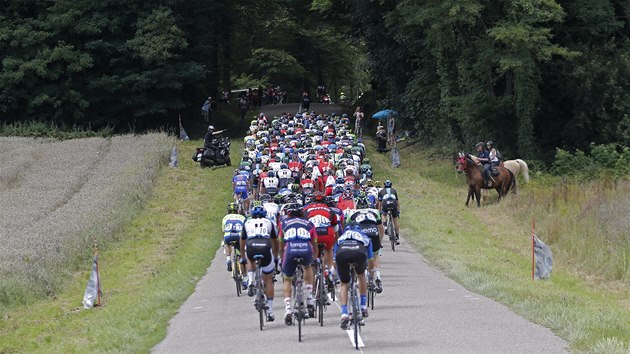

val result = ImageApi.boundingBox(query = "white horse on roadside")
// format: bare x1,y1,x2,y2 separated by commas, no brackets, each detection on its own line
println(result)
468,156,530,183
503,159,530,183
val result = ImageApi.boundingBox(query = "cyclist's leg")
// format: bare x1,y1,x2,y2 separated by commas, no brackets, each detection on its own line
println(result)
392,208,400,237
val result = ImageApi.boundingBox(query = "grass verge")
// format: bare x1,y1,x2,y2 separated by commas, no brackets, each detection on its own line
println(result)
0,139,236,353
368,139,630,353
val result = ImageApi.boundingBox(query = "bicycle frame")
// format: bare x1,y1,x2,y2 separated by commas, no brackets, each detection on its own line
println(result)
292,260,306,342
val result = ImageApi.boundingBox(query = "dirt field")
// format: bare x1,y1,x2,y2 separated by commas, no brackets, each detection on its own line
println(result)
0,134,171,300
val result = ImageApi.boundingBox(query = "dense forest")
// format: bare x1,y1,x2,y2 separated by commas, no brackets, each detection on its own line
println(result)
1,0,629,160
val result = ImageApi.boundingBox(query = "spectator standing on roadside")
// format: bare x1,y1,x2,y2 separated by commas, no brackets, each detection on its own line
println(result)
376,125,387,152
201,96,212,123
353,106,364,138
302,91,310,113
239,96,248,122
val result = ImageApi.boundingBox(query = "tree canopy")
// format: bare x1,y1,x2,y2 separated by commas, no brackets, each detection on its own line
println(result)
1,0,629,159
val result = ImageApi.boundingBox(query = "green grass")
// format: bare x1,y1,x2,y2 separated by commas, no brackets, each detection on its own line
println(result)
0,139,236,353
369,139,630,353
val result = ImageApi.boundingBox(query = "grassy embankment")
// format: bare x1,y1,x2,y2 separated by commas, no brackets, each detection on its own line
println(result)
368,138,630,353
0,140,237,353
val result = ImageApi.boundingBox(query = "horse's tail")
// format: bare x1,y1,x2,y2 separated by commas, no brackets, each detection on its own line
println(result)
516,159,529,182
507,169,517,195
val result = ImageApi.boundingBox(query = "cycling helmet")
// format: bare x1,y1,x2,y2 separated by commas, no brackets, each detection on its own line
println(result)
304,194,315,205
363,158,370,164
227,202,238,213
342,188,354,200
285,203,303,217
207,125,215,132
251,205,266,218
251,200,262,208
375,180,383,188
313,191,325,202
260,194,272,203
280,163,288,169
291,184,301,193
366,180,374,187
267,171,275,178
273,194,285,204
384,180,392,188
355,194,370,209
335,176,344,184
255,157,262,163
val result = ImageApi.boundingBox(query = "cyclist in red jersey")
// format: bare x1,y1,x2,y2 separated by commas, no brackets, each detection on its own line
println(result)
303,192,339,280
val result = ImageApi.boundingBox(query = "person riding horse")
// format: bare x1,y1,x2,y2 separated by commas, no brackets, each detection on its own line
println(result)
475,142,493,185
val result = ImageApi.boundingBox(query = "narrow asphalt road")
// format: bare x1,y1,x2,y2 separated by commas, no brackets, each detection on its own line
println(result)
153,234,568,353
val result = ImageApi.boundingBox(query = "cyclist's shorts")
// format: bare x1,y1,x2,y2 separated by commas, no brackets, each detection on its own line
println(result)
282,241,313,278
365,232,381,253
335,244,367,284
246,238,275,274
265,187,278,196
224,234,240,250
316,231,335,251
381,200,399,218
234,189,249,200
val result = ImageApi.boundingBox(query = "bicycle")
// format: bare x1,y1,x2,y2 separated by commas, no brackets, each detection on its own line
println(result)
235,193,245,215
367,271,375,310
291,258,307,342
252,255,267,331
347,263,364,350
313,244,329,327
228,240,244,297
384,210,396,251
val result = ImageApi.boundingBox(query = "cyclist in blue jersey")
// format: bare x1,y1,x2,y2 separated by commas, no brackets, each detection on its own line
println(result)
232,169,251,213
334,222,373,329
279,203,317,325
222,202,246,273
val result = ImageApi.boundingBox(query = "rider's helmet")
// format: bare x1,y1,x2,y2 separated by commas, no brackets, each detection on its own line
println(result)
251,205,266,218
384,180,392,188
375,180,384,188
290,184,301,193
285,203,303,217
260,194,272,203
208,125,215,132
366,180,374,187
313,191,325,203
363,158,370,165
342,188,354,200
273,194,285,204
304,194,315,205
267,171,275,178
475,142,485,149
280,163,288,169
342,113,349,118
255,157,262,163
251,200,262,208
486,140,494,148
355,194,370,209
227,202,238,213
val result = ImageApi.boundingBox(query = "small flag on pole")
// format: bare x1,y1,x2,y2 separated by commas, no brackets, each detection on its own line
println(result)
169,146,178,168
179,115,189,141
82,243,102,309
532,219,553,280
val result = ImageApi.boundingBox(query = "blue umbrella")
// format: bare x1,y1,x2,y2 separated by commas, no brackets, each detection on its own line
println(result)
372,109,397,120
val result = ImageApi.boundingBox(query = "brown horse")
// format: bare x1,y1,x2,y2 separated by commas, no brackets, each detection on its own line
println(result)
456,153,516,207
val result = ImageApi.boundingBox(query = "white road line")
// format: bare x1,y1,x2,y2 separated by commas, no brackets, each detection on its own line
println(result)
332,288,366,351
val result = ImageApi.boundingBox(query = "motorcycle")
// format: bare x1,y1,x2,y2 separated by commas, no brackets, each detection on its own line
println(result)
192,134,231,167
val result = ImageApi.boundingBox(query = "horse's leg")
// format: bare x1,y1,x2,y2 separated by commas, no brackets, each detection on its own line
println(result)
466,186,473,206
475,186,481,207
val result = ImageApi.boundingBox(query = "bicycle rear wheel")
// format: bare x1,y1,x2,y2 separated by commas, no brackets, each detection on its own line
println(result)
352,287,359,349
388,217,396,252
317,270,325,326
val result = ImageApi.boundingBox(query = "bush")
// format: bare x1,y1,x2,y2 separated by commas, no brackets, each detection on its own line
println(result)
551,143,630,181
0,121,114,139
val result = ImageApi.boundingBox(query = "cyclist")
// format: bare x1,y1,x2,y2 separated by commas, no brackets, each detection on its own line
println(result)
240,205,278,322
345,194,384,293
261,170,279,196
377,179,400,245
232,169,250,213
334,222,373,329
279,204,318,325
303,192,339,283
222,202,247,274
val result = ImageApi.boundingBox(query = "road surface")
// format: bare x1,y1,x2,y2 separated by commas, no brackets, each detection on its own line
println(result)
153,236,568,353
